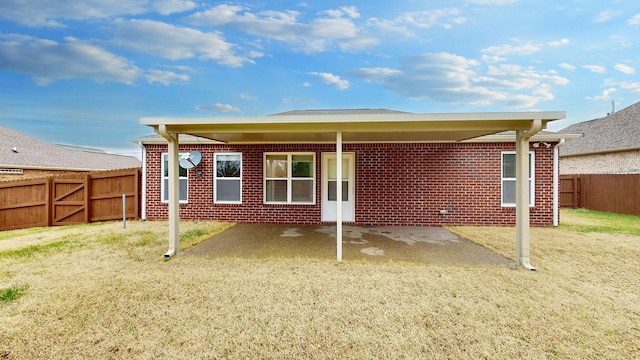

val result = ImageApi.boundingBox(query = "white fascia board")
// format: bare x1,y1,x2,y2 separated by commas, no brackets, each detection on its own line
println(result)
140,111,566,126
468,132,581,142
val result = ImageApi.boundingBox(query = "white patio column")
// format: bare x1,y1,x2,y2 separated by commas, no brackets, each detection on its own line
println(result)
158,125,180,258
515,119,541,270
336,131,343,261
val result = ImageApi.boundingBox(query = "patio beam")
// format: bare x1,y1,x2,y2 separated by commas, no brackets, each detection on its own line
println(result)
336,131,343,261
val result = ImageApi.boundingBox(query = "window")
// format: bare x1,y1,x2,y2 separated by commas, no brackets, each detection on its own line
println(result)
215,153,242,203
161,153,188,203
264,153,315,204
501,151,534,207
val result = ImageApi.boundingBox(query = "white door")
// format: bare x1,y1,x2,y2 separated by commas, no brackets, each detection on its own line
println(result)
322,152,355,222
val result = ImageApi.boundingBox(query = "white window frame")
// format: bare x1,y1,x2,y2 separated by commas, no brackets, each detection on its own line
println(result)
214,152,242,204
161,152,188,204
501,151,534,207
264,152,316,205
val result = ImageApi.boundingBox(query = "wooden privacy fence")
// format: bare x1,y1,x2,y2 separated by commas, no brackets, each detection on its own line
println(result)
0,168,140,231
559,174,640,216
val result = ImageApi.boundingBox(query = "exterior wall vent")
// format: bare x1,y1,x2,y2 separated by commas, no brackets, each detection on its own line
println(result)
0,168,24,174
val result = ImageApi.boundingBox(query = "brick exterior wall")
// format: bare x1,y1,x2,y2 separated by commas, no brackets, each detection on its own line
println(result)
144,142,555,226
560,149,640,175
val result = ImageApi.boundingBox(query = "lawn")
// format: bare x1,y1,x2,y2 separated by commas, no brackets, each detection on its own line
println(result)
1,210,638,359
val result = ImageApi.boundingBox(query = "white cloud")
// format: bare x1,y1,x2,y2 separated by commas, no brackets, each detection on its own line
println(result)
467,0,518,4
609,34,632,49
593,10,619,23
586,87,616,101
0,0,143,27
583,65,606,73
239,93,257,100
153,0,196,15
348,67,403,82
482,42,542,57
302,82,312,87
481,64,569,90
482,55,506,63
395,8,467,29
0,0,193,27
186,4,377,53
614,63,635,74
366,18,414,37
628,13,640,25
112,19,250,67
320,6,360,19
307,72,350,90
349,52,503,104
558,63,576,71
620,81,640,94
348,52,567,108
0,34,139,85
548,38,570,47
195,103,242,113
482,38,571,63
368,8,467,37
145,70,190,85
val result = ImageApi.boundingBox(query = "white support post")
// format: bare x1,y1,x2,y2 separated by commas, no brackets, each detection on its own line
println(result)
159,126,180,259
336,131,343,262
553,139,565,227
137,142,147,221
515,122,539,271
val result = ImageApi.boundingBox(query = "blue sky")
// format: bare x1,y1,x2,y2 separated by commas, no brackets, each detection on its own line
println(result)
1,0,639,158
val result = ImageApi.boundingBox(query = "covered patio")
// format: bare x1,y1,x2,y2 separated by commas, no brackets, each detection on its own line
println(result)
186,224,514,265
140,110,566,269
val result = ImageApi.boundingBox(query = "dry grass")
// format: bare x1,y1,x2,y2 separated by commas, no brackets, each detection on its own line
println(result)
1,210,639,359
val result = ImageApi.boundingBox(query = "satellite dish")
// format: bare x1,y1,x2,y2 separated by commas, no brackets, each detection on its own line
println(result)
179,151,203,178
179,151,202,169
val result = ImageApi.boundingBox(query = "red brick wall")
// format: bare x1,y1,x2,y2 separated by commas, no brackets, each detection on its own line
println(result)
144,142,555,226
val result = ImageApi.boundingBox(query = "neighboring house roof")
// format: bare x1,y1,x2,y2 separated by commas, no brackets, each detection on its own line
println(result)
559,101,640,156
0,126,141,171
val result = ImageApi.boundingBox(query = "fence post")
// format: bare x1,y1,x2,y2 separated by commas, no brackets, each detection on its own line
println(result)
84,174,91,224
46,176,53,227
572,176,579,209
122,193,126,229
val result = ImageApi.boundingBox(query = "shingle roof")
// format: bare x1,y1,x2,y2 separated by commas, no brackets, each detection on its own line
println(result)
0,126,141,171
559,101,640,156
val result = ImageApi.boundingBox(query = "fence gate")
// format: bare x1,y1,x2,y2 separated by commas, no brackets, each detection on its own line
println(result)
559,175,579,208
0,169,140,231
52,176,89,226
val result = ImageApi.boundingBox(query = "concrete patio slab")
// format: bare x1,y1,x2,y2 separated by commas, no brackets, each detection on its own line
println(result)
187,224,515,266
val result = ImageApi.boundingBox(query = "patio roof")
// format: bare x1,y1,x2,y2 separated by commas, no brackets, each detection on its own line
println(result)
140,109,567,270
140,111,566,144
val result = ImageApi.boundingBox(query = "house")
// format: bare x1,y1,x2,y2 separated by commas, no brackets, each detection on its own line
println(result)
137,109,571,269
559,101,640,174
0,126,141,180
